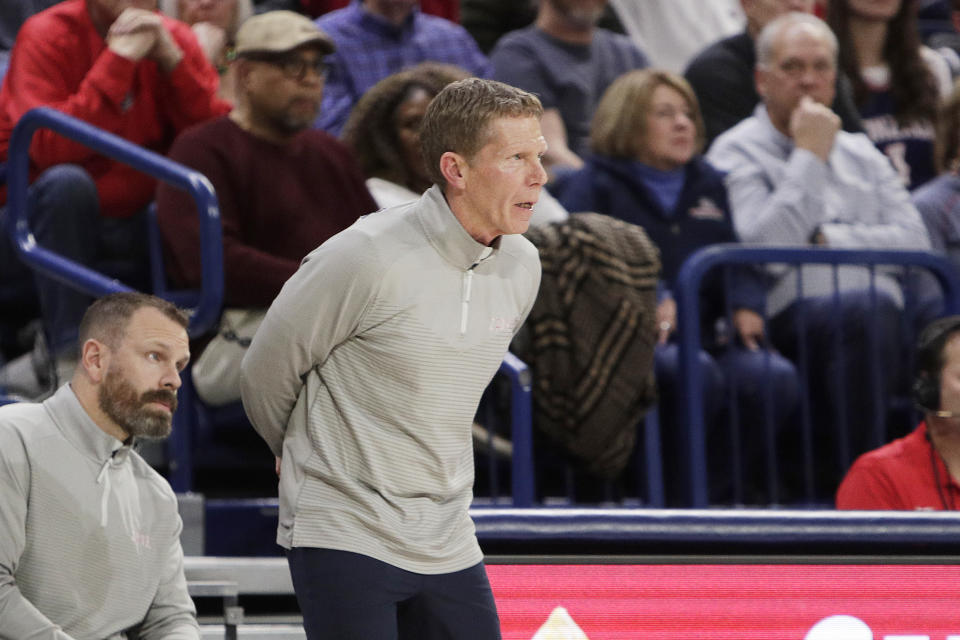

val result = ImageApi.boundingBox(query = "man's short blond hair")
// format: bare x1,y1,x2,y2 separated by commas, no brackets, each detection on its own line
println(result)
420,78,543,188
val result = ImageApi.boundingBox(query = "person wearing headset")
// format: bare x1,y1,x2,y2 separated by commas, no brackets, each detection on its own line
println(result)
836,315,960,510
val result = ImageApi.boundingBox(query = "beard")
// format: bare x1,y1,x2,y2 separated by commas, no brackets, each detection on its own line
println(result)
98,366,177,441
264,98,320,136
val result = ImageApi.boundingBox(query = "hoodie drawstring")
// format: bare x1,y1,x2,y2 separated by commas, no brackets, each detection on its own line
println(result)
96,458,111,528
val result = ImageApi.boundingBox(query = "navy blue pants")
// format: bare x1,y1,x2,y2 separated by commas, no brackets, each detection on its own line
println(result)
287,548,501,640
0,164,148,355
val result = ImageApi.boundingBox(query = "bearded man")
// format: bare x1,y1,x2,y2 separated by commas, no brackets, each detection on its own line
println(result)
156,10,377,407
0,292,199,639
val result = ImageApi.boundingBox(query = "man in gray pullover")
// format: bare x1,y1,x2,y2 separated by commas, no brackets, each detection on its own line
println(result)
0,292,198,638
240,78,544,638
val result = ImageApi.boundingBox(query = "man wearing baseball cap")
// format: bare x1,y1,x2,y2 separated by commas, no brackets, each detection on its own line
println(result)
156,10,377,407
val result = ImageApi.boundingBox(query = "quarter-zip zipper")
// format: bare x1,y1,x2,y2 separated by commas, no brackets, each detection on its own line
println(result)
460,247,493,335
461,267,475,335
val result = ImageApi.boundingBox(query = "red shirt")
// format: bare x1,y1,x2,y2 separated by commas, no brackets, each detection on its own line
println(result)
836,422,960,510
0,0,231,217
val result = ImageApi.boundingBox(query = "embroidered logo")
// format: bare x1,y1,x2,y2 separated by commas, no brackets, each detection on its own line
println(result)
131,531,152,549
489,316,520,334
688,197,725,221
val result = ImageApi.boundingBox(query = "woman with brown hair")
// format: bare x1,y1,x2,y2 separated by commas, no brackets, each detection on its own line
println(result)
554,68,800,504
828,0,951,190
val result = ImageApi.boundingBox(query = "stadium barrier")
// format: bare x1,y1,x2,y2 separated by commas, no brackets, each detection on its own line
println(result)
674,245,960,508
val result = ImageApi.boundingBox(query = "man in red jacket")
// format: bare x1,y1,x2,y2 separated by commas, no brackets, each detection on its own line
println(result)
0,0,229,393
837,316,960,510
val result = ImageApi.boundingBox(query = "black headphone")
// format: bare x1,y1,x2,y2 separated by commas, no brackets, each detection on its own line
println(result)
912,315,960,414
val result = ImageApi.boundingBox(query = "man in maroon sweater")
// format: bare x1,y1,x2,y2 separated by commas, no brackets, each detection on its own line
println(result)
156,11,377,406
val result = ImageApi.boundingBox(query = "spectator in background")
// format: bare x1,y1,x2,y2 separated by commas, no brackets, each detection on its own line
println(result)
342,63,470,207
314,0,490,135
0,0,229,395
490,0,648,178
460,0,624,54
829,0,951,190
554,69,799,504
707,13,932,498
914,78,960,271
343,61,568,224
157,11,376,407
240,78,543,638
837,316,960,510
608,0,745,74
158,0,254,101
0,292,198,638
685,0,863,147
298,0,458,21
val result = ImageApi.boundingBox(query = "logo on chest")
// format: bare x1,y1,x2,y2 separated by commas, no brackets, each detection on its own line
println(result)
489,315,520,334
688,197,725,221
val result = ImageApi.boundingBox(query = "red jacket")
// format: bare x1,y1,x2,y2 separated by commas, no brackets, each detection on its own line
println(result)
836,422,960,510
0,0,231,217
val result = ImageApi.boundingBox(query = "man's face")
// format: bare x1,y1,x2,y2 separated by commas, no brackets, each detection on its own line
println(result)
458,116,548,243
742,0,815,33
90,0,157,24
364,0,418,25
178,0,237,31
545,0,607,30
243,47,327,136
97,307,189,441
938,334,960,417
756,23,837,131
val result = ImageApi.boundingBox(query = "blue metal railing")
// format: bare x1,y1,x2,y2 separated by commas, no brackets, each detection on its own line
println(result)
6,107,223,489
675,245,960,508
6,106,223,337
499,352,534,507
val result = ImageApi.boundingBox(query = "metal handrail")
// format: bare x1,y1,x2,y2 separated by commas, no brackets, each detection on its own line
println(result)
499,352,535,507
6,106,223,337
675,245,960,508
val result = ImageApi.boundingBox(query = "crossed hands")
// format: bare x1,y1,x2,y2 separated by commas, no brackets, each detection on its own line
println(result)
107,8,184,72
657,297,766,351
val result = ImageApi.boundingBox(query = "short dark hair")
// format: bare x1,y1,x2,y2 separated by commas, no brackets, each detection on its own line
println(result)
916,315,960,379
77,292,189,354
420,78,543,188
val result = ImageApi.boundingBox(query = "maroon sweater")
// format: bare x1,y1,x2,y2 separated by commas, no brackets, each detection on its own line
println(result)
156,116,378,307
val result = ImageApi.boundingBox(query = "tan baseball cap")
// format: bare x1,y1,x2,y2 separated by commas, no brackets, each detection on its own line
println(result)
234,11,335,57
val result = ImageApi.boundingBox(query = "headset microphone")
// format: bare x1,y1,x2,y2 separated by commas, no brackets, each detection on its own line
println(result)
929,409,960,419
913,316,960,421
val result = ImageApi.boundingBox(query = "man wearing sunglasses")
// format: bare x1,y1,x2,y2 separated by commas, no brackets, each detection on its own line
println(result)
156,10,377,408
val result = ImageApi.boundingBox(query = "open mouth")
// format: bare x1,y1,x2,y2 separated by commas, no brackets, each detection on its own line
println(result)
515,202,536,210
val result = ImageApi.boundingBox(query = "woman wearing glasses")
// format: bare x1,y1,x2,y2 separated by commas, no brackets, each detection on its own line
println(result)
554,69,800,505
